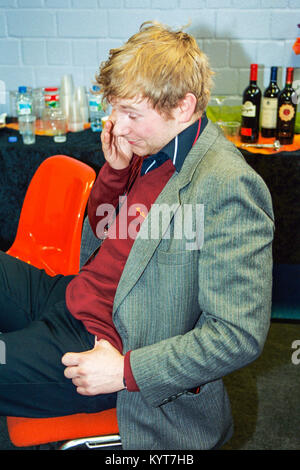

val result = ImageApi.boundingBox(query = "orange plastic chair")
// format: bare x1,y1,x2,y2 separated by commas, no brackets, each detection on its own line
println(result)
6,155,96,276
7,409,121,450
5,155,121,450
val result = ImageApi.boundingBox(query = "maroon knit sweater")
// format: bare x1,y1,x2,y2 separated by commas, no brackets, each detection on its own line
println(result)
66,156,175,391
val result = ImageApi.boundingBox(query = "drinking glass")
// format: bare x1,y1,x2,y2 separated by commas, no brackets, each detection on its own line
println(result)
18,115,36,144
218,121,240,143
52,111,67,143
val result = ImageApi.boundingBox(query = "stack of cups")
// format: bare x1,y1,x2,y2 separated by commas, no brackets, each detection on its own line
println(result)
68,100,84,132
75,85,89,124
60,74,74,125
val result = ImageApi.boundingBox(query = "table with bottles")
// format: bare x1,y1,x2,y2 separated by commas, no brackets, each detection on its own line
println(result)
207,77,300,319
10,81,108,140
1,74,110,250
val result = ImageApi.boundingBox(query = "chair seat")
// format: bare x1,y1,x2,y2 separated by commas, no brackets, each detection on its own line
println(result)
7,408,118,447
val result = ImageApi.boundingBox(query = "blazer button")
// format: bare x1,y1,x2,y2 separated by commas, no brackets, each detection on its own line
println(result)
161,397,171,405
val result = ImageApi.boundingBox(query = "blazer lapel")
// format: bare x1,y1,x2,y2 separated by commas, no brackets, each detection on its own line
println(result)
112,172,180,315
113,120,219,314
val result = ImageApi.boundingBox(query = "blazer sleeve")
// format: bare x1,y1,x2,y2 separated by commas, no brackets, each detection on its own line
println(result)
129,165,275,407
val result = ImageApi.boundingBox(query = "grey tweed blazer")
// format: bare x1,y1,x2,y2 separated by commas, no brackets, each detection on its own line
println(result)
80,120,274,450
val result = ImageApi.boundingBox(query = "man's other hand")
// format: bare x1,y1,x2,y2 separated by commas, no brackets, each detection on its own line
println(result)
62,339,125,396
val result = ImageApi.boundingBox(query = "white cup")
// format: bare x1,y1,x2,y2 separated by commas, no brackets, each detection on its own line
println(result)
80,105,89,123
60,93,72,120
74,86,89,123
68,99,84,132
75,86,88,105
60,74,74,96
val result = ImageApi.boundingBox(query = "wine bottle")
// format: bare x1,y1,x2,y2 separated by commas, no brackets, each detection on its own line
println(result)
240,64,261,143
261,66,280,138
276,67,297,145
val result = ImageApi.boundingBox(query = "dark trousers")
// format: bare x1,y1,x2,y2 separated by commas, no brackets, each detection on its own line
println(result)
0,251,117,418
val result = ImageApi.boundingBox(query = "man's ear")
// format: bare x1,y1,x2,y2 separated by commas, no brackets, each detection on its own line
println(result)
175,93,197,123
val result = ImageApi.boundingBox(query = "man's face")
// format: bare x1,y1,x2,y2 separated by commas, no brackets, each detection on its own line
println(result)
109,97,180,157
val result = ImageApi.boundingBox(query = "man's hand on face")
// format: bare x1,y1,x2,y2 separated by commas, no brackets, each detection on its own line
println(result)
62,339,125,396
101,115,133,170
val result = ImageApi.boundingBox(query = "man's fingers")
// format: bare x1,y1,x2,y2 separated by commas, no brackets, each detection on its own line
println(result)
103,120,113,140
63,365,79,379
61,352,80,367
105,119,113,131
101,128,111,147
100,119,112,142
76,387,94,396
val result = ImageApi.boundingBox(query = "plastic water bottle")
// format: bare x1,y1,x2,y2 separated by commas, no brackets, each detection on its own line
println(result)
17,86,33,116
89,86,105,132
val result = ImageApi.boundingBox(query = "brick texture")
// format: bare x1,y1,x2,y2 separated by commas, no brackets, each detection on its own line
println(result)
0,2,299,116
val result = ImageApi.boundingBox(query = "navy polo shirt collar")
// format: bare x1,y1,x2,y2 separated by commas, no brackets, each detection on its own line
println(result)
141,112,208,176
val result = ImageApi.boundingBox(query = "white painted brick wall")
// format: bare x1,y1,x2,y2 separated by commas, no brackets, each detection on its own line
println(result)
22,39,47,65
47,39,71,65
0,0,299,114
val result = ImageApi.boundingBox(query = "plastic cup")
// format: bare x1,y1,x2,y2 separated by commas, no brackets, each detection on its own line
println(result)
18,115,36,145
75,86,87,105
68,99,84,132
52,113,67,143
60,93,72,120
80,105,89,123
218,121,240,142
60,74,74,96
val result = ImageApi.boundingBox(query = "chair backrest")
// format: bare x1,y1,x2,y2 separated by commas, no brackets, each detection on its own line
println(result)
7,155,96,276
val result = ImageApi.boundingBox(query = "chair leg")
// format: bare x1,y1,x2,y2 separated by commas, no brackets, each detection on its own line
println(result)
59,434,122,450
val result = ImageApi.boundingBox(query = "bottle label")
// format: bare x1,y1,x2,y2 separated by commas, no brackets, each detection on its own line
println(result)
18,102,32,115
278,103,295,122
89,99,103,113
242,101,256,117
261,97,278,128
240,127,252,136
44,94,60,108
